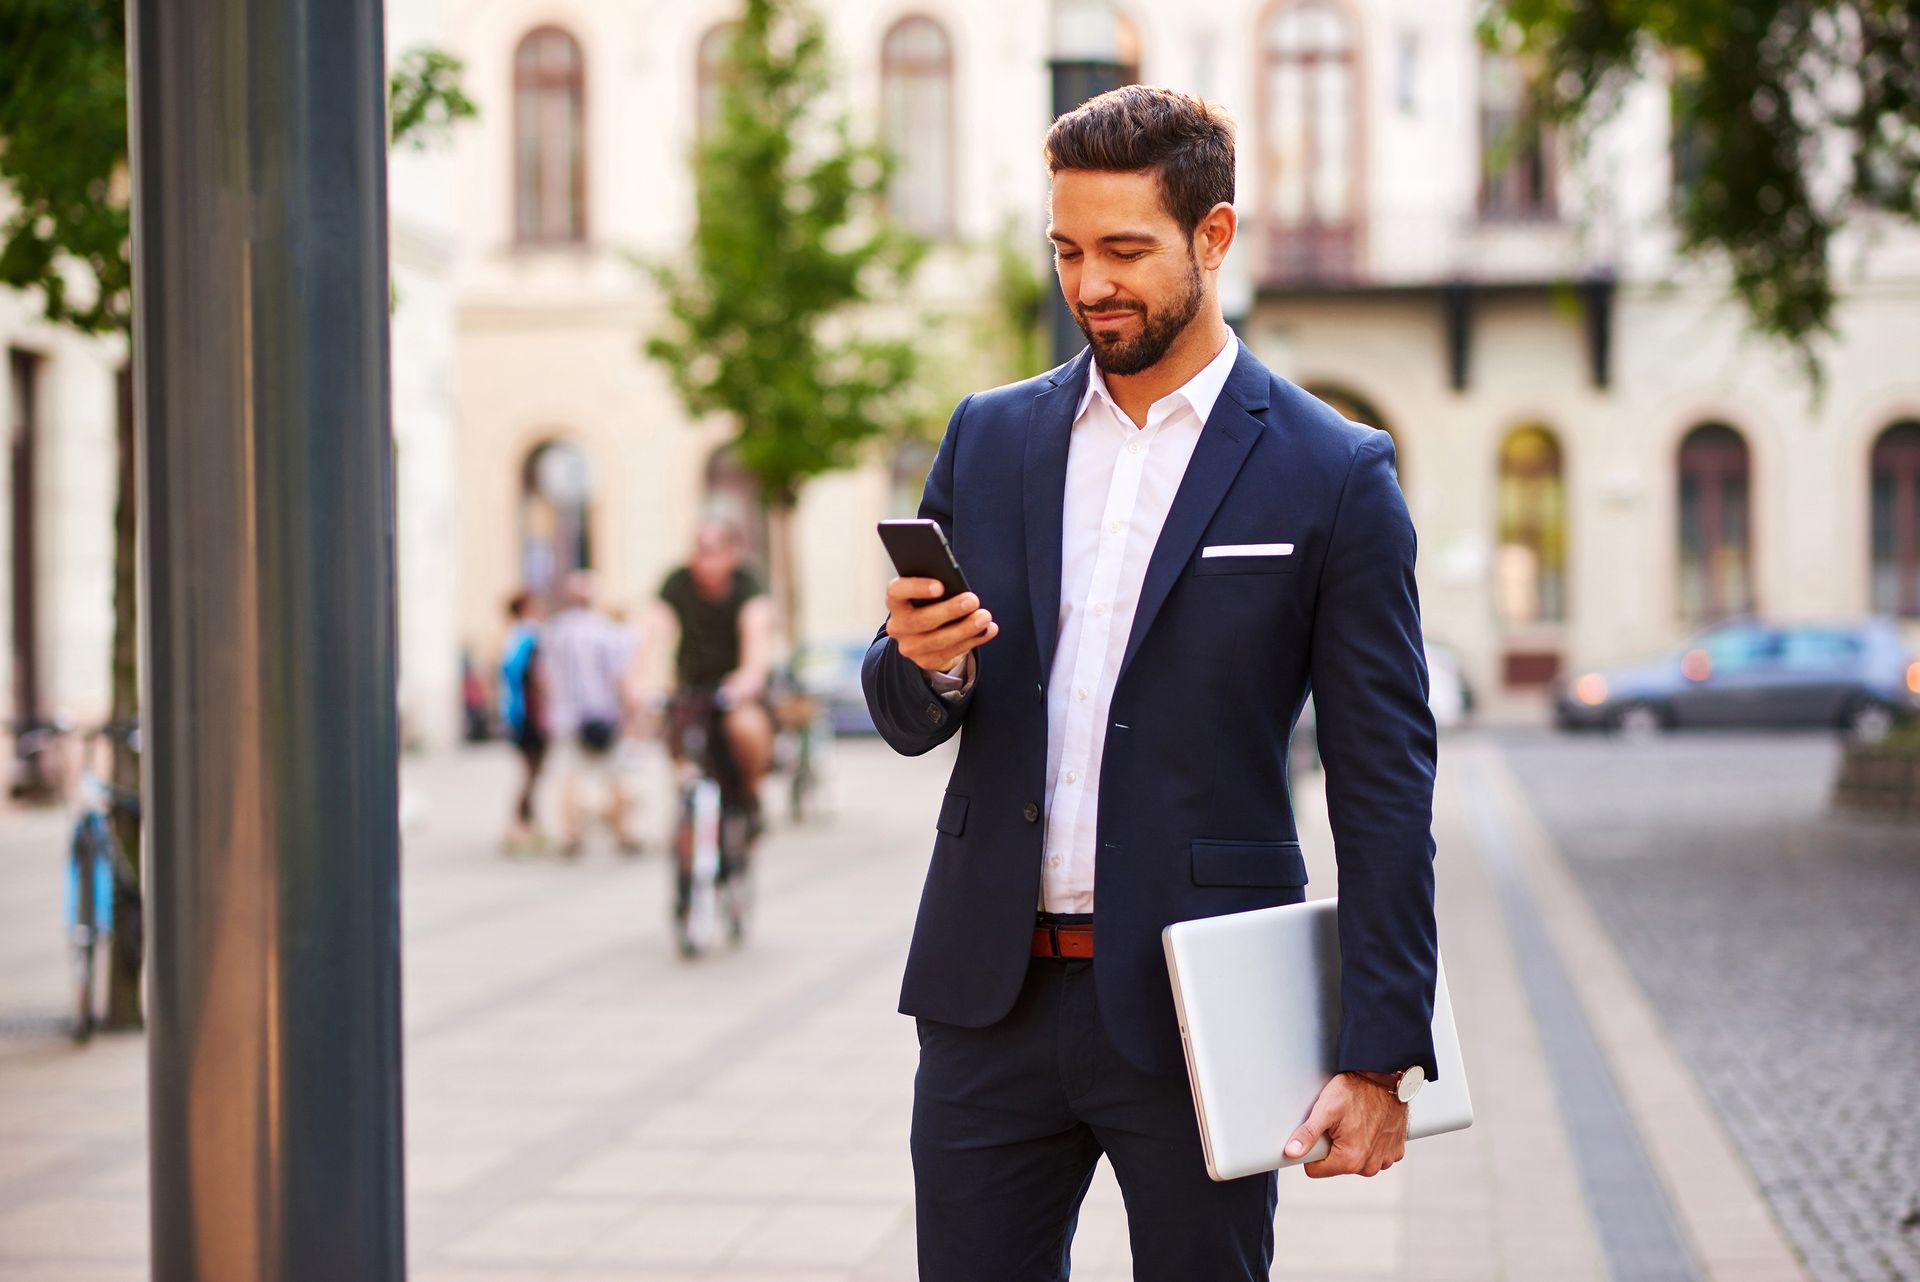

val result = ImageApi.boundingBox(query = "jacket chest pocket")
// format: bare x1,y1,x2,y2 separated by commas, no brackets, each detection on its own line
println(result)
1193,543,1300,576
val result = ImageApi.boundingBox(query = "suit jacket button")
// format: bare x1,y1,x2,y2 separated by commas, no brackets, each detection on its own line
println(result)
924,702,944,724
1023,802,1040,823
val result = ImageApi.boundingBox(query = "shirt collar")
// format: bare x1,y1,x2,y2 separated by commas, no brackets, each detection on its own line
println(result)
1076,328,1241,429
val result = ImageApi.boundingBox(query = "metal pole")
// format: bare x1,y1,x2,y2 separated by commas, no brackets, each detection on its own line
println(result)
127,0,406,1277
1047,57,1128,366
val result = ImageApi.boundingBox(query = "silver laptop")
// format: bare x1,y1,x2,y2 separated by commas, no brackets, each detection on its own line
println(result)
1163,897,1473,1182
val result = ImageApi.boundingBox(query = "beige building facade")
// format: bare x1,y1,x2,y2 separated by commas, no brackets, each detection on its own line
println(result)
0,0,467,753
448,0,1920,711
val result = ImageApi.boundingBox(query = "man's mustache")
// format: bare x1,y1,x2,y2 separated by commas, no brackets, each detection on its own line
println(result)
1079,302,1145,318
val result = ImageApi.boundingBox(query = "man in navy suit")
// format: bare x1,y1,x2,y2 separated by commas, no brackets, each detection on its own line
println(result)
863,86,1439,1281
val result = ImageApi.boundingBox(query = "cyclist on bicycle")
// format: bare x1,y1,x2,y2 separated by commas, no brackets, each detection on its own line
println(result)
650,522,775,820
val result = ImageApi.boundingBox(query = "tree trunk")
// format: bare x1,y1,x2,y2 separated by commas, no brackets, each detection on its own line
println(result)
765,491,801,651
104,361,142,1030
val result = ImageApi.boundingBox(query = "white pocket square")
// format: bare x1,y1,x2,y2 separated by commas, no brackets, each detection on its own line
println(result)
1201,542,1294,558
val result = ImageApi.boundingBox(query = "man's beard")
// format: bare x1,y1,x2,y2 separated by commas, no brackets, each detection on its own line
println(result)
1075,255,1205,377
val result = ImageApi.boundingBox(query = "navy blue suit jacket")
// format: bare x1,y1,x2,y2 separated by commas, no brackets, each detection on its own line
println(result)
863,343,1439,1079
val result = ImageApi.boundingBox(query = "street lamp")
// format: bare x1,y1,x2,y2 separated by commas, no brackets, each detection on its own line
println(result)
1047,0,1134,364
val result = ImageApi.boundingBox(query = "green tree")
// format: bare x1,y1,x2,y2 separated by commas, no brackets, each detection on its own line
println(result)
645,0,924,640
0,0,475,1029
1488,1,1920,381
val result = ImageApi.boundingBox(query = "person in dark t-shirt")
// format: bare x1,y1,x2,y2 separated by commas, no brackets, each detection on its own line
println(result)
652,522,775,813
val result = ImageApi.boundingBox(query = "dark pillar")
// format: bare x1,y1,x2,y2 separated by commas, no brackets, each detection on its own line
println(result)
1047,58,1130,366
128,0,406,1278
1581,272,1615,391
1442,282,1475,393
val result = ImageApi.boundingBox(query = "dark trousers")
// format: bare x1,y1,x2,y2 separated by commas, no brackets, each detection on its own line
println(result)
911,956,1278,1281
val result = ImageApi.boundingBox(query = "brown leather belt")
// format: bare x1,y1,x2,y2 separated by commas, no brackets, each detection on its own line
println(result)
1031,921,1094,959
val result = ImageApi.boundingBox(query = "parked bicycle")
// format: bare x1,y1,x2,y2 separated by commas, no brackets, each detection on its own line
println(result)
16,721,142,1042
664,688,756,959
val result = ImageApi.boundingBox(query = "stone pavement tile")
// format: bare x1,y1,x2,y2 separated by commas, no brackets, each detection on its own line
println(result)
441,1198,633,1265
806,1147,914,1201
723,1201,905,1268
0,1196,148,1260
553,1144,709,1197
580,1198,763,1266
1272,1206,1402,1276
408,1138,522,1196
0,1138,86,1186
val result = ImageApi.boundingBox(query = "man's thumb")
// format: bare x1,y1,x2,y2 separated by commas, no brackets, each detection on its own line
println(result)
1285,1097,1332,1159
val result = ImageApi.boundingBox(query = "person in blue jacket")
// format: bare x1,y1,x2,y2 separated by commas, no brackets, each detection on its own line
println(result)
863,86,1440,1280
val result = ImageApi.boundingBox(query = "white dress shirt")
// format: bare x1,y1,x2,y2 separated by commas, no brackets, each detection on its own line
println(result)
1039,333,1240,912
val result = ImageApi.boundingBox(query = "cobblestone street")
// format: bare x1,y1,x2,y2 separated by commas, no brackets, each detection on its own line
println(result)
1500,730,1920,1282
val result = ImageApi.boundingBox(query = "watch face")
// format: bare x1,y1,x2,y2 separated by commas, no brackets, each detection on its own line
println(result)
1397,1065,1427,1103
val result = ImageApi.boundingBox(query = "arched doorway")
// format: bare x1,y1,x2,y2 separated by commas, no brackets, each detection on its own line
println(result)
1495,423,1567,687
1677,422,1753,621
519,439,591,602
1870,420,1920,617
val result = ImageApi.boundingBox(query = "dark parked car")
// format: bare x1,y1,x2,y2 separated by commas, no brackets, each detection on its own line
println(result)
1554,617,1920,739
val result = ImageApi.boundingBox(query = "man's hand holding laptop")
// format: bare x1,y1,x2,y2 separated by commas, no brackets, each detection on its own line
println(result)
1285,1072,1411,1178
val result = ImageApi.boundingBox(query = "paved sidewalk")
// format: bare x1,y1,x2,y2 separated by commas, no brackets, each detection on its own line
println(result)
0,733,1807,1279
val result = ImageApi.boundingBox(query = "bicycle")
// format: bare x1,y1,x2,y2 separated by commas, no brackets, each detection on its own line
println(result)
664,688,756,959
18,721,142,1042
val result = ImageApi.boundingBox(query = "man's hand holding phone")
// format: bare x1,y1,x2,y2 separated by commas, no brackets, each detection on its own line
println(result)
886,578,998,675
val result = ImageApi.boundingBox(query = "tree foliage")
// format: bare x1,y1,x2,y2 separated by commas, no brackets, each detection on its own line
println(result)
644,0,924,512
1490,1,1920,371
0,0,476,338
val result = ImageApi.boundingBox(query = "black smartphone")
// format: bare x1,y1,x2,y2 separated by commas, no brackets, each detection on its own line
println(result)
878,519,972,609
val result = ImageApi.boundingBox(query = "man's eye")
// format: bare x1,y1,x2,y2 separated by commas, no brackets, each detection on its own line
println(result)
1114,251,1145,262
1056,251,1082,262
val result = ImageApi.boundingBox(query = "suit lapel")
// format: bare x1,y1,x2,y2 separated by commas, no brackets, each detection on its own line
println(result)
1024,351,1090,683
1117,344,1272,681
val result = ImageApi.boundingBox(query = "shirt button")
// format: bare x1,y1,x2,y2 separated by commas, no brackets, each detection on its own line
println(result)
924,703,944,724
1093,603,1107,617
1127,441,1141,455
1023,802,1040,823
1048,856,1061,868
1109,520,1124,535
1065,770,1079,785
1076,687,1088,701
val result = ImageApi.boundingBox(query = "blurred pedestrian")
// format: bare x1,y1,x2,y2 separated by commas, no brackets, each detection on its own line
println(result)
542,572,642,858
499,591,547,854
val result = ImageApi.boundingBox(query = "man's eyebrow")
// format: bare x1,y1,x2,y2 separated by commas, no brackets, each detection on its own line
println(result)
1046,230,1162,246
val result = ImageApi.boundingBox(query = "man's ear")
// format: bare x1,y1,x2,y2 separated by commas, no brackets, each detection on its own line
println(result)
1194,202,1237,272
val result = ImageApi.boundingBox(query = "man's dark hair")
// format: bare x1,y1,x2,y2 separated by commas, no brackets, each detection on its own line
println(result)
1044,86,1236,235
507,590,533,620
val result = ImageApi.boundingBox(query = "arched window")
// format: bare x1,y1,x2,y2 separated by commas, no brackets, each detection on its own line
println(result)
1479,52,1553,219
1678,423,1753,621
513,27,586,244
1495,425,1567,625
697,22,741,137
704,446,769,574
1871,420,1920,616
1260,0,1361,283
882,17,956,238
520,440,592,600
